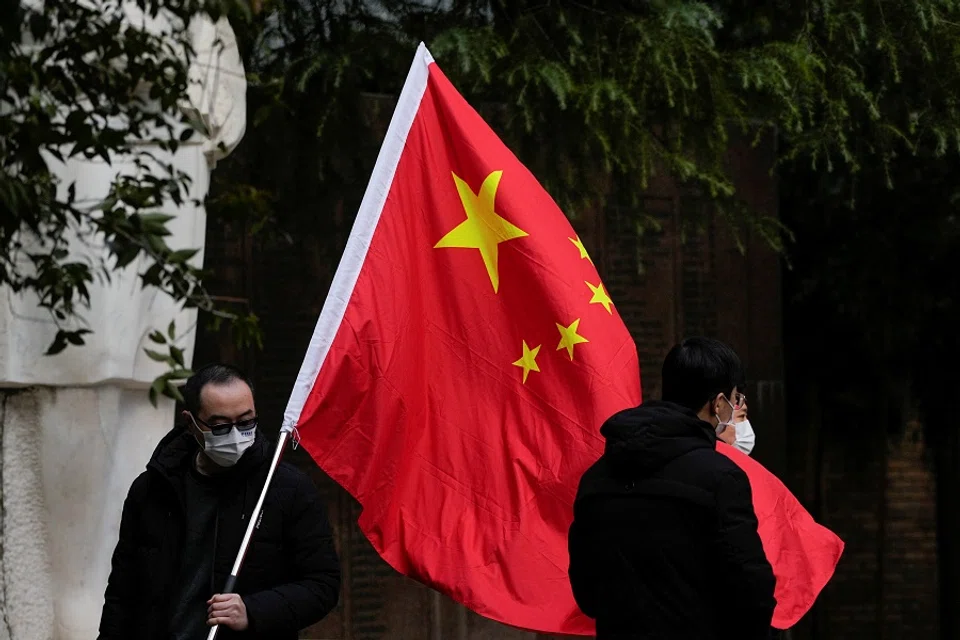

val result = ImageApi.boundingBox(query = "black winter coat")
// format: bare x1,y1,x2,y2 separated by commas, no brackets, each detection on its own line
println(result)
98,427,341,640
568,401,776,640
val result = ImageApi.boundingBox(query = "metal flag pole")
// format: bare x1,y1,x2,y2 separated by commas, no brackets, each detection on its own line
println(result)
206,427,294,640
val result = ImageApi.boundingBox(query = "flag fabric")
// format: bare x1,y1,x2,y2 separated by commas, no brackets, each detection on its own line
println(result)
717,443,845,629
282,43,641,634
283,42,842,635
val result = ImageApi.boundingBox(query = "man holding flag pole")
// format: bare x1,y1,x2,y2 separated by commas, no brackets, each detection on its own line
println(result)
98,364,341,640
156,41,842,639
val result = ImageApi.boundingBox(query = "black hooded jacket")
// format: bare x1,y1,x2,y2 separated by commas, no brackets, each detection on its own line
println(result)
98,427,341,640
568,401,776,639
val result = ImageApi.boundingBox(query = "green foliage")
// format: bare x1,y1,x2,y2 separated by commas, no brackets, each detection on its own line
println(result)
8,0,960,409
145,322,194,406
220,0,960,255
1,0,256,404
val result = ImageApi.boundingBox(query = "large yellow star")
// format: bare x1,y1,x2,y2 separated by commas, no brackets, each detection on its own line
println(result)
585,281,614,314
556,318,589,361
569,235,593,265
435,170,528,293
512,340,541,384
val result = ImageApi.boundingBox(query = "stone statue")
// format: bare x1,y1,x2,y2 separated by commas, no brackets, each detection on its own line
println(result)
0,13,246,639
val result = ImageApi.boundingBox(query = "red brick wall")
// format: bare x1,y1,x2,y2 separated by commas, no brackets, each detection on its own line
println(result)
800,418,939,640
883,422,939,635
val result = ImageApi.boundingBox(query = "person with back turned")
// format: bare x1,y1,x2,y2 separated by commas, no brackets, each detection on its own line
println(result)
568,337,776,639
98,363,341,639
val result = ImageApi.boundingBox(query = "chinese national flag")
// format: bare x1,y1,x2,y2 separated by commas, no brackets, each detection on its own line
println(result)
283,43,841,635
283,42,640,634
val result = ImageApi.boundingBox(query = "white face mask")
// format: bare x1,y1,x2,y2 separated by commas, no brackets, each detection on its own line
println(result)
733,419,756,455
198,425,256,467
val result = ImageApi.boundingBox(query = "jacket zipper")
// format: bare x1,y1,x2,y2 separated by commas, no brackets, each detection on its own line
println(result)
212,489,248,594
210,507,220,594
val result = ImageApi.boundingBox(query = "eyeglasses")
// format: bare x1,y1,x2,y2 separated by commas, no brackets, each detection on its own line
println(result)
193,415,258,437
731,392,746,409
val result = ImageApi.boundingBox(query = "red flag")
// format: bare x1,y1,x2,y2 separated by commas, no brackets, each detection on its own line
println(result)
717,443,844,629
283,43,640,634
284,43,842,634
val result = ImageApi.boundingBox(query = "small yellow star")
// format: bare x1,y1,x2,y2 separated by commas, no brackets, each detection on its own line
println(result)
435,170,529,293
556,319,589,361
569,235,593,265
585,281,614,314
512,340,541,384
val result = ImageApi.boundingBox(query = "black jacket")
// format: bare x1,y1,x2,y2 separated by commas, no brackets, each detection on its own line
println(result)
568,401,776,640
98,427,341,640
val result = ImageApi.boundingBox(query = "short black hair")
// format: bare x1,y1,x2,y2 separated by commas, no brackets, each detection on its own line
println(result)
181,363,254,415
661,337,745,412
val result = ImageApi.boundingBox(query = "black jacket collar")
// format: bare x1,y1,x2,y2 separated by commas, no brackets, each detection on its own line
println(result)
600,400,717,479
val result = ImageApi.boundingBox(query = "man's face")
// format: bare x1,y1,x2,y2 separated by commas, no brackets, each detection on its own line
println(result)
184,379,257,442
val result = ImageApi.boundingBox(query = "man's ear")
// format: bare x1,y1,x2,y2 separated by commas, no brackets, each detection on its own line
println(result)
183,411,201,439
710,393,724,417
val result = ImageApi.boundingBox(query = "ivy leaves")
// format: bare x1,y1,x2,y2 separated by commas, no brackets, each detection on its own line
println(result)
145,322,193,407
2,0,258,404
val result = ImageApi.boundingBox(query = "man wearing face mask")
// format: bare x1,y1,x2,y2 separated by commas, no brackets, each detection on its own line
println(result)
568,337,776,639
716,380,756,455
98,363,341,640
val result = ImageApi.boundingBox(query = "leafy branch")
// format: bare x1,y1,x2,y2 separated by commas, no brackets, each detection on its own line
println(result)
2,0,258,405
231,0,960,256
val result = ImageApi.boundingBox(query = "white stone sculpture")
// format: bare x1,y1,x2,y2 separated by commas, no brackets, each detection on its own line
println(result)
0,12,246,640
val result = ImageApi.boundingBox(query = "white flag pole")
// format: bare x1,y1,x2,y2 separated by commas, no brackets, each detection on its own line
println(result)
205,429,291,640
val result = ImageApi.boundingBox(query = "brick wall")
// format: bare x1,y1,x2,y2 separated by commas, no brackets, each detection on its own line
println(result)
601,192,678,401
883,421,938,635
801,417,939,640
